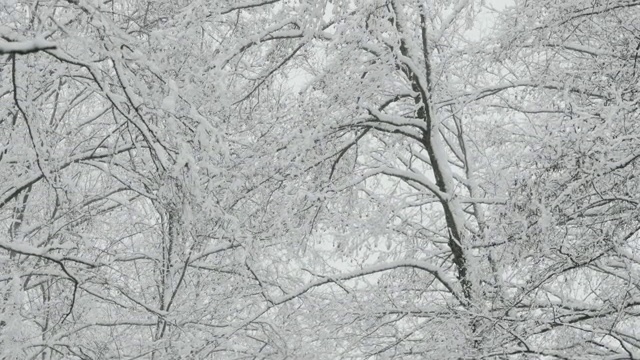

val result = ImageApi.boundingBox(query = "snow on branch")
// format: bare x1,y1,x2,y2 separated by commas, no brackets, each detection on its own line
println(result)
220,0,280,15
271,260,462,305
0,37,56,55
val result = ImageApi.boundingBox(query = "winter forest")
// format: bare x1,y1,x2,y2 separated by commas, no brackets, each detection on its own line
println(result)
2,0,640,359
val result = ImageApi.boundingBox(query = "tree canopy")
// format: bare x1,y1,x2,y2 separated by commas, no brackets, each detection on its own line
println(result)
2,0,640,359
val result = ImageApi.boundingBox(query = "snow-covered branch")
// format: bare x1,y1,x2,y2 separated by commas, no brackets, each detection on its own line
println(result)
0,36,55,54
